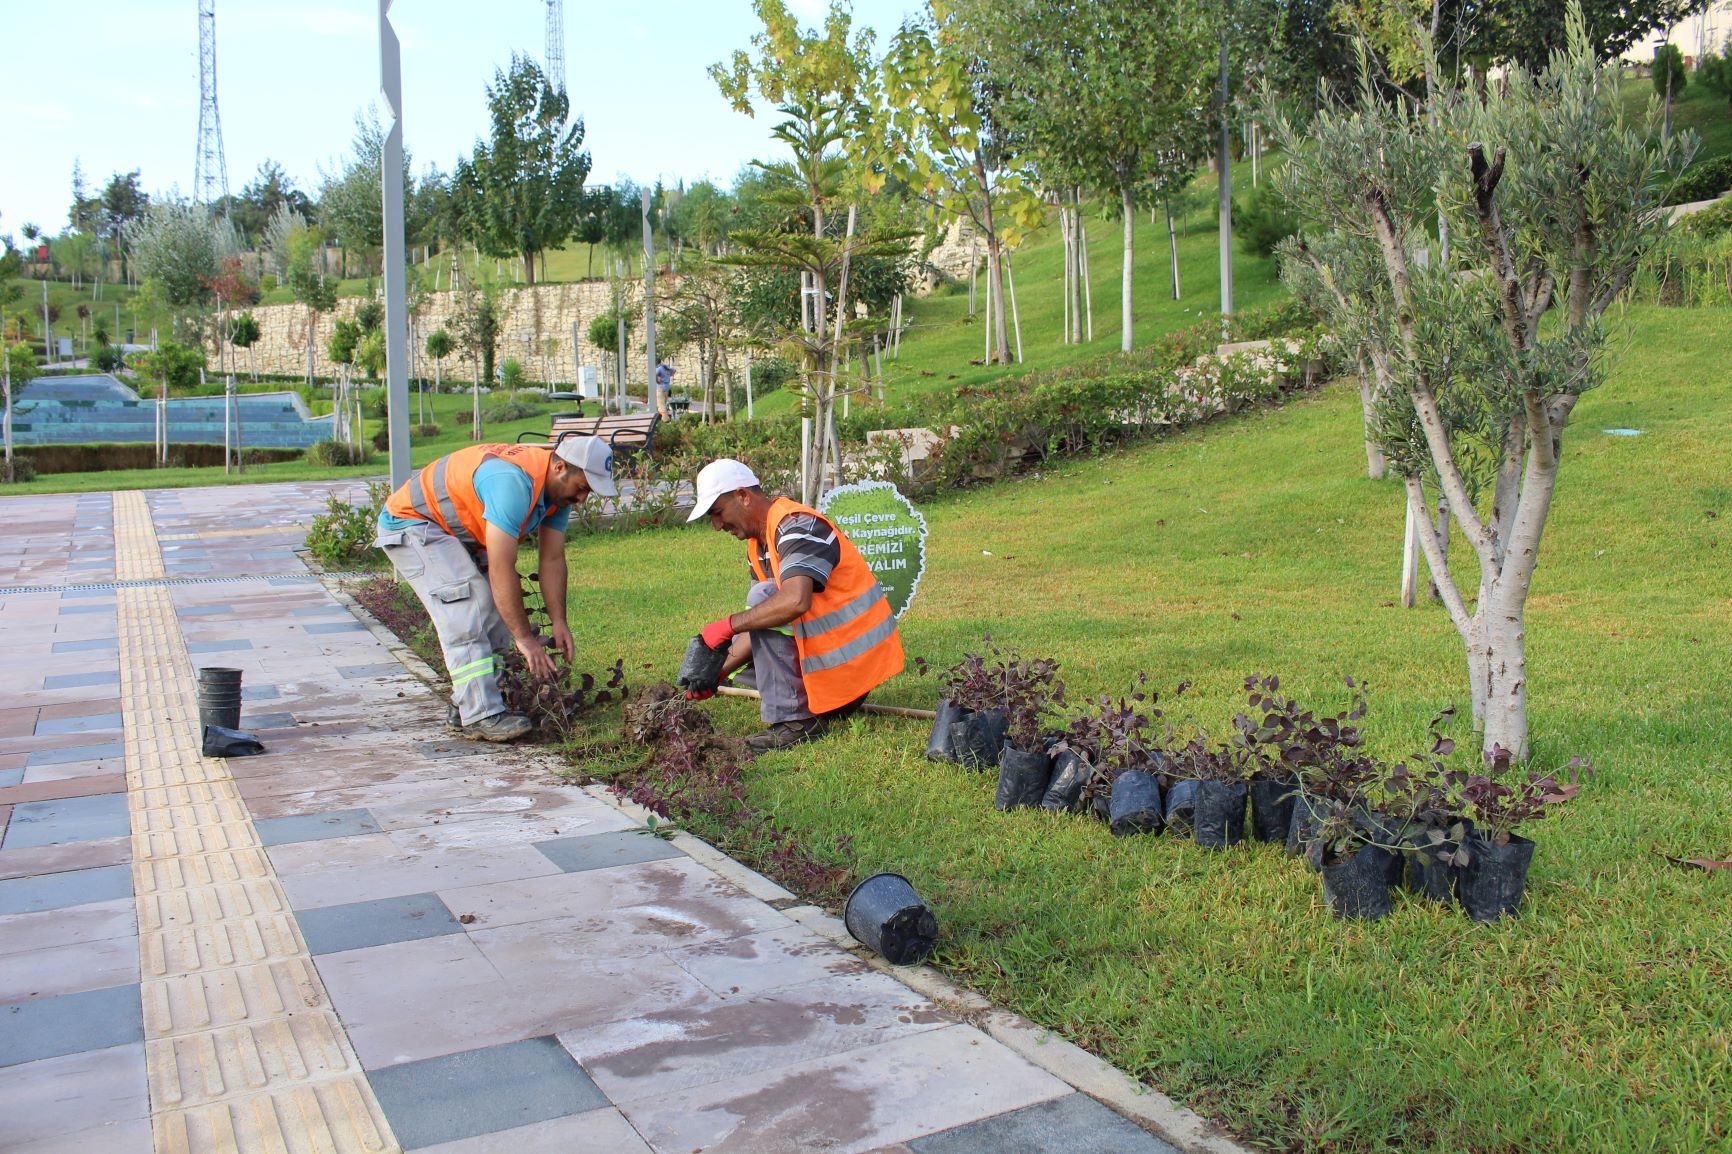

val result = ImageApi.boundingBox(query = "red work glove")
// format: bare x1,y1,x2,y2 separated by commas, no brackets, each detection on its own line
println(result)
700,617,736,650
685,688,716,701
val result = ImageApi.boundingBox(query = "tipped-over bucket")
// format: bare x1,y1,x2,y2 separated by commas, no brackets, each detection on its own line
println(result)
844,872,938,966
196,667,243,732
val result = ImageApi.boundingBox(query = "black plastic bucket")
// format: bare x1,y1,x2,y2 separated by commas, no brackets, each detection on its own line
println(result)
1040,749,1093,812
950,708,1007,771
1163,778,1199,835
1249,776,1297,843
196,666,243,733
1317,844,1396,920
1193,780,1249,849
844,872,938,965
1109,769,1163,837
1454,833,1535,923
925,699,969,761
994,746,1053,811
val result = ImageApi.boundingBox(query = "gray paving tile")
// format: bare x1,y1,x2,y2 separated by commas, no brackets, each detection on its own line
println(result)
242,712,298,731
337,663,408,679
908,1093,1180,1154
40,672,120,690
304,621,370,635
56,605,116,616
0,984,143,1068
367,1036,608,1151
24,742,123,767
50,639,118,654
254,807,380,847
241,685,280,701
2,795,130,850
33,713,123,736
533,830,684,874
58,589,115,600
291,606,348,617
185,639,253,654
0,1042,149,1149
411,1109,653,1154
296,892,463,955
0,768,21,787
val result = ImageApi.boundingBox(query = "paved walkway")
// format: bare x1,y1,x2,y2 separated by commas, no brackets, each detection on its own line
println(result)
0,481,1193,1154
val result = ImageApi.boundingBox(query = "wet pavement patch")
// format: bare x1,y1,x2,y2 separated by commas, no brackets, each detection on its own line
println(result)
296,892,464,955
41,672,121,690
534,830,685,874
2,794,130,849
366,1035,608,1150
908,1092,1179,1154
0,983,144,1068
254,807,381,846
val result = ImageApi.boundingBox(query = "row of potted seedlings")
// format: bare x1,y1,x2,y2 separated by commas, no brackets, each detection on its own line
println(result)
927,648,1587,923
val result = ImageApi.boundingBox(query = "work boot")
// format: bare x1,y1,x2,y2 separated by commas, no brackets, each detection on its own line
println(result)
446,703,462,732
743,715,827,754
460,711,533,743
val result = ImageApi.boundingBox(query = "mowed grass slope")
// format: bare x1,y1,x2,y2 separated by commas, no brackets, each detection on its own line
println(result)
556,304,1731,1153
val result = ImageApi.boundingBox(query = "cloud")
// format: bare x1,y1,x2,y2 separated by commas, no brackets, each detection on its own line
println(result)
786,0,827,25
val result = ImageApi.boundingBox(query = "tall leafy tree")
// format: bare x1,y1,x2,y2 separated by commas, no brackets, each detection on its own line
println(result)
452,56,591,286
230,161,314,246
318,110,419,276
124,201,238,340
1271,5,1691,759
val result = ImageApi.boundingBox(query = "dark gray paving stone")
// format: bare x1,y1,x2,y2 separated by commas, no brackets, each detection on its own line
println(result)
337,663,406,679
303,621,370,635
240,685,280,701
51,639,119,654
185,640,253,654
366,1036,607,1150
26,742,124,767
296,892,463,956
176,605,234,616
242,712,298,731
34,713,124,736
0,768,22,787
533,830,684,874
254,808,380,847
0,865,133,916
57,605,116,616
908,1093,1180,1154
59,590,115,600
42,671,121,689
0,984,144,1068
291,606,347,617
412,742,477,761
2,794,131,850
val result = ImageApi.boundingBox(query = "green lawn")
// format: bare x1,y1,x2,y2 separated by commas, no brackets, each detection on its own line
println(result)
545,304,1731,1154
1624,71,1732,167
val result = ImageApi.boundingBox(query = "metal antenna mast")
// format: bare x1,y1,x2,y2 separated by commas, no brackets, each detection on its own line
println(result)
544,0,566,93
194,0,230,205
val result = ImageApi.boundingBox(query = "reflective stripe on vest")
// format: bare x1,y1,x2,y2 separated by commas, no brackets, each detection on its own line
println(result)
793,583,885,641
799,611,899,674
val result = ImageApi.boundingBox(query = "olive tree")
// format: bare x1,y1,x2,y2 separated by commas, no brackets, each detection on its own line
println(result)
1271,6,1691,760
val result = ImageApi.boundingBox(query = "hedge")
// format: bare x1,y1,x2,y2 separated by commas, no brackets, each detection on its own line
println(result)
14,443,306,475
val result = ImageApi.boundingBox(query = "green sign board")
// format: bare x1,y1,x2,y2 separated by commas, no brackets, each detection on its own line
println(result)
820,480,929,618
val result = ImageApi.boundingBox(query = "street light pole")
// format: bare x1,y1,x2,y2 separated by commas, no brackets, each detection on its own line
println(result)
378,0,412,487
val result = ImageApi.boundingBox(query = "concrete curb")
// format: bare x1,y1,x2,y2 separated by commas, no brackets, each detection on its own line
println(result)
325,573,1254,1154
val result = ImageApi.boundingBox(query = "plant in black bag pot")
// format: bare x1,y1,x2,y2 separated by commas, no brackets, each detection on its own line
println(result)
1040,744,1095,813
1061,675,1164,828
1108,767,1163,837
1379,711,1470,903
1308,806,1396,920
1233,673,1373,847
1445,746,1589,923
1175,738,1251,849
938,645,1008,769
993,652,1064,811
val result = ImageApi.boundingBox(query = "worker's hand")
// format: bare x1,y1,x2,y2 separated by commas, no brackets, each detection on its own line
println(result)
549,620,576,665
515,634,558,682
699,617,735,650
685,687,716,702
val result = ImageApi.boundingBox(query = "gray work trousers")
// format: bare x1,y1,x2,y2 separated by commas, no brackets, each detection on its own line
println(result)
747,580,812,725
376,522,512,724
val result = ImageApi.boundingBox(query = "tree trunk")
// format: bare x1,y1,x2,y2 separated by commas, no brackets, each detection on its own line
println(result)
1060,204,1074,344
1358,362,1386,479
1079,200,1095,342
1166,200,1181,300
1480,584,1529,760
1120,184,1135,352
522,251,536,286
1004,247,1024,364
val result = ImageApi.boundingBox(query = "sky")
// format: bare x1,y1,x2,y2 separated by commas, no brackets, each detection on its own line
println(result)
0,0,922,241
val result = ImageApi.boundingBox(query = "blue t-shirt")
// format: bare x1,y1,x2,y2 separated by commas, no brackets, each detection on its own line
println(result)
380,457,572,539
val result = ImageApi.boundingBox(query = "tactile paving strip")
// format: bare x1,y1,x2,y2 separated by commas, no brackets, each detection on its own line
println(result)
112,490,398,1154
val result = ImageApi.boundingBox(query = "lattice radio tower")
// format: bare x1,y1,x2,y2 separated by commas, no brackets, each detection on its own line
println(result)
545,0,566,94
194,0,230,205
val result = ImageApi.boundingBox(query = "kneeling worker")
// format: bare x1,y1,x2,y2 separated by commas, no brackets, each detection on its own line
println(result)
375,437,617,742
685,458,904,752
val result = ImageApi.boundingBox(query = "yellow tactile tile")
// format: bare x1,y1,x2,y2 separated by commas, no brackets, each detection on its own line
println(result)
112,490,401,1154
157,524,309,542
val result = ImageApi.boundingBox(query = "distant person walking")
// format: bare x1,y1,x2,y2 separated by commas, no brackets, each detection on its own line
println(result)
654,361,675,417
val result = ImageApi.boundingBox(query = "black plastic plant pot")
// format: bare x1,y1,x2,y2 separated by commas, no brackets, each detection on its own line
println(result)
1317,844,1396,920
1249,776,1298,843
995,746,1053,811
1455,833,1536,923
1404,838,1458,904
924,699,970,762
950,708,1008,771
1108,769,1163,837
1286,792,1330,861
196,666,244,733
676,634,730,695
1040,749,1093,813
844,872,939,965
1163,778,1199,836
1354,811,1413,886
1193,781,1249,849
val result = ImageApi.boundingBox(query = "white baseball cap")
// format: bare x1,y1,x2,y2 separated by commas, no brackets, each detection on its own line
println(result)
554,435,619,497
686,458,760,522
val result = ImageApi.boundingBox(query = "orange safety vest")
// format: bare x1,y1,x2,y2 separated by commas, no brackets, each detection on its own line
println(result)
749,497,905,714
384,443,554,554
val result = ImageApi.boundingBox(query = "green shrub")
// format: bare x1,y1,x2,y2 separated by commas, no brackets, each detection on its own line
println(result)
500,358,526,391
482,392,544,422
1236,182,1299,257
1666,155,1732,206
91,345,127,373
748,355,799,397
306,439,370,467
304,481,390,569
135,341,206,393
413,422,442,437
3,457,38,484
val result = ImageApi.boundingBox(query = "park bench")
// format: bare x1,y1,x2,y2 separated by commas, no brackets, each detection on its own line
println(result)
517,411,661,458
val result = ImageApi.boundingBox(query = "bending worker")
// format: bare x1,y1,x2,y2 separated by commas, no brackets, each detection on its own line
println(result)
685,458,904,753
375,437,617,742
